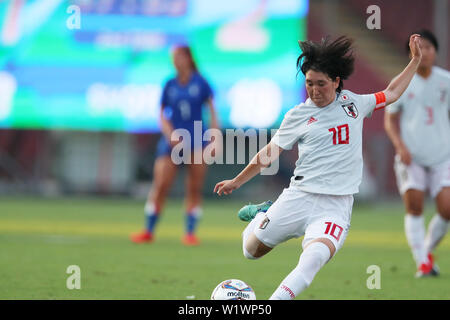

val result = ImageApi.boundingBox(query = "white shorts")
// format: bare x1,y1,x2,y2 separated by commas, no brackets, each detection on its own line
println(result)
252,185,354,254
394,155,450,198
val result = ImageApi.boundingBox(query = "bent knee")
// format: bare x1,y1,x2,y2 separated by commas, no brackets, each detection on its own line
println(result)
243,234,272,259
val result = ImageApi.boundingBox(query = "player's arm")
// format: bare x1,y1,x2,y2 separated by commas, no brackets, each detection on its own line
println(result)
214,141,283,196
382,34,422,106
384,111,412,165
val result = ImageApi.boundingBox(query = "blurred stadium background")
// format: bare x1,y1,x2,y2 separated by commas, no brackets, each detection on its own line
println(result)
0,0,449,201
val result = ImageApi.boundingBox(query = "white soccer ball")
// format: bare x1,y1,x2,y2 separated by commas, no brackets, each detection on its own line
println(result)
210,279,256,300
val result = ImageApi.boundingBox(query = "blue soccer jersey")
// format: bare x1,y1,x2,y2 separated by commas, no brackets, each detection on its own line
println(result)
161,72,213,132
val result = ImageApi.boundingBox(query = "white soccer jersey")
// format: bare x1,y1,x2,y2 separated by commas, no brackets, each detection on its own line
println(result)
272,90,386,195
386,66,450,167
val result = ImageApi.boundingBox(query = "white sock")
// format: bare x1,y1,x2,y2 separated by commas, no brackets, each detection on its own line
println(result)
242,213,264,260
404,214,427,266
424,214,449,254
269,242,331,300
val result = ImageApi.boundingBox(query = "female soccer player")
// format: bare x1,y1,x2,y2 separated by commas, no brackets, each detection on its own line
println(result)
385,30,450,277
214,34,422,299
131,45,219,246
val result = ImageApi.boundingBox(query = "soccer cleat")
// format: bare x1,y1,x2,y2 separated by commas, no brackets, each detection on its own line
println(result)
130,230,154,244
415,254,440,278
182,233,200,246
415,262,433,278
237,200,273,222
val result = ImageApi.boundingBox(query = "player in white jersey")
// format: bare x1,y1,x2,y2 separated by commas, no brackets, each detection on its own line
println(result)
214,34,422,299
385,30,450,277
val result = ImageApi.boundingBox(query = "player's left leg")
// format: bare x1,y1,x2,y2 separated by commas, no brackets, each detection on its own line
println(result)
424,160,450,273
183,153,207,245
269,194,352,300
270,238,334,300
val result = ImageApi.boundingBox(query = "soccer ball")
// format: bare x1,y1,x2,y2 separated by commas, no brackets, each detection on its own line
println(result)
210,279,256,300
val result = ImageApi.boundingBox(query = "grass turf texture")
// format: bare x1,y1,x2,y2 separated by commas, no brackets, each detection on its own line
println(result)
0,196,449,300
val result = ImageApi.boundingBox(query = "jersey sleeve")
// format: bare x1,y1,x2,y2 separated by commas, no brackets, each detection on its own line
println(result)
271,108,302,150
357,91,386,118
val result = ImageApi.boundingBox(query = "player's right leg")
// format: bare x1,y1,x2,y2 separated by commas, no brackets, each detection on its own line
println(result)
402,189,431,276
239,201,274,258
241,214,273,259
425,187,450,253
130,154,178,243
240,188,305,260
424,164,450,275
238,200,273,222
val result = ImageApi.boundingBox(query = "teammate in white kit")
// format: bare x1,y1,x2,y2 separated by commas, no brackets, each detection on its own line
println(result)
385,30,450,277
214,34,422,300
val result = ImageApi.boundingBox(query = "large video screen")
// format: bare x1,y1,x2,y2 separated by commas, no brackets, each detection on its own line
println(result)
0,0,308,132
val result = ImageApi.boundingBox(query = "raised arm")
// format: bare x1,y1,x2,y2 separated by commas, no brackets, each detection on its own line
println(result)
382,34,422,106
214,141,284,196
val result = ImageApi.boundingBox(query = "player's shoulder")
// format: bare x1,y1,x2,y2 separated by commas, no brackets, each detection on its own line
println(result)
336,90,370,104
163,76,177,88
192,72,210,85
283,101,311,120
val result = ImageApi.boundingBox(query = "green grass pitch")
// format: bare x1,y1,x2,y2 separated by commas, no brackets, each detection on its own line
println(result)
0,196,449,300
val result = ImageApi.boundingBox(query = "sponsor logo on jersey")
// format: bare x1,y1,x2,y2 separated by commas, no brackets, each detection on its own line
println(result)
342,102,359,119
307,116,317,125
188,84,200,97
259,216,270,229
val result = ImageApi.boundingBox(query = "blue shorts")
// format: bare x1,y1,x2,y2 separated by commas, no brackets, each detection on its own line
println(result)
155,136,208,159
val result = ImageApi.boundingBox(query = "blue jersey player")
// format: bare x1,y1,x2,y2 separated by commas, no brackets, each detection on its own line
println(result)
131,45,219,245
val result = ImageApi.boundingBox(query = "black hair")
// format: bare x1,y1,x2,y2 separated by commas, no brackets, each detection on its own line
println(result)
405,29,438,54
297,36,355,93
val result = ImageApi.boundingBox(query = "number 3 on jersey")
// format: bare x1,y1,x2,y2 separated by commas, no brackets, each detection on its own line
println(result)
328,124,349,145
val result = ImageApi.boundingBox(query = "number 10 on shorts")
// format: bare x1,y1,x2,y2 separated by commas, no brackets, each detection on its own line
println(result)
324,222,343,241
